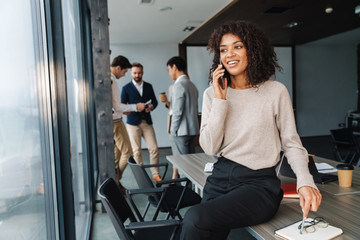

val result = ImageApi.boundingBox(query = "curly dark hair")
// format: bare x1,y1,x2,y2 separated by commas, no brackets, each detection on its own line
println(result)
207,20,281,86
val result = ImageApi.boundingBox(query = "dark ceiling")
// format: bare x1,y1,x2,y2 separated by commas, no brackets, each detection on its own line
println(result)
183,0,360,46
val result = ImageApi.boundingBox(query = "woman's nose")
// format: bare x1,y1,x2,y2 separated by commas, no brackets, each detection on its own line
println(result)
226,48,235,57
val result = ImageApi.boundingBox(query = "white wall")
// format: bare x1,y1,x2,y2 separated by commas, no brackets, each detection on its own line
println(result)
186,47,213,112
110,43,178,147
296,30,358,136
274,47,293,102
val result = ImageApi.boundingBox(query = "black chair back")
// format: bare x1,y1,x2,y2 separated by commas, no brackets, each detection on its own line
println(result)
351,132,360,166
128,156,156,189
330,128,356,163
128,156,161,201
98,178,136,240
127,156,201,220
98,178,181,240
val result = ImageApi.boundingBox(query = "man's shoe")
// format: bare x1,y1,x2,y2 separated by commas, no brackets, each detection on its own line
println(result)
152,176,162,182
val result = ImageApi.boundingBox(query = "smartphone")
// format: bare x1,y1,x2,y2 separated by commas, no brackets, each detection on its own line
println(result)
218,58,224,89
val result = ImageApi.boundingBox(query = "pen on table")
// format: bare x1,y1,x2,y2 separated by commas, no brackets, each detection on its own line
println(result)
300,217,305,234
300,207,305,234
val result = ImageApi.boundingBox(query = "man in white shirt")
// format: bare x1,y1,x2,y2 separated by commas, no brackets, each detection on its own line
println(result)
110,56,145,193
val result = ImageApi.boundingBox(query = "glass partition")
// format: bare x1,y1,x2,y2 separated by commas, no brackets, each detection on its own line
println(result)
61,0,92,238
0,0,57,239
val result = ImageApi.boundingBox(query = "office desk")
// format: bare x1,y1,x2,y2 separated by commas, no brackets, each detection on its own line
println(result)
167,153,216,192
313,156,360,196
166,153,360,239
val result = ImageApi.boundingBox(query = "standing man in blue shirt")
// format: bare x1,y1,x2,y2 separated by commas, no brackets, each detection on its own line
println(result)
121,62,161,181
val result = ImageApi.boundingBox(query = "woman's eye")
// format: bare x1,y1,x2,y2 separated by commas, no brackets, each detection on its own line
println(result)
235,45,242,49
220,49,227,53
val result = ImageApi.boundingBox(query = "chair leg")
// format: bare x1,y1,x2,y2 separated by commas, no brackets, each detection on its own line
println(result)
349,154,360,166
170,225,180,240
165,209,182,220
347,153,357,165
142,202,150,219
176,212,183,220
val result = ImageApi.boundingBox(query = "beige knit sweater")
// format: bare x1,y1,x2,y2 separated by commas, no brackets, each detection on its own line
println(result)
199,80,317,190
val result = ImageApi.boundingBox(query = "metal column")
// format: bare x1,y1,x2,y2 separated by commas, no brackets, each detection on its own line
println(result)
90,0,115,185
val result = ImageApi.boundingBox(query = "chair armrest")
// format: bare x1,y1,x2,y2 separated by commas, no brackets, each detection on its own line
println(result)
142,162,168,168
126,187,165,196
125,219,179,230
333,140,353,145
155,177,190,187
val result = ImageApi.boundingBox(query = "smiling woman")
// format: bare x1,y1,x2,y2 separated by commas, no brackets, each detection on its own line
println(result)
207,20,281,88
180,20,322,240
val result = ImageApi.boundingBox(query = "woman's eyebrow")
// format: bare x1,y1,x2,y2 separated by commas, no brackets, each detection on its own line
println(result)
220,41,242,47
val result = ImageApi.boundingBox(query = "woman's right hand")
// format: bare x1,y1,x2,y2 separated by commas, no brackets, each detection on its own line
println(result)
212,64,227,99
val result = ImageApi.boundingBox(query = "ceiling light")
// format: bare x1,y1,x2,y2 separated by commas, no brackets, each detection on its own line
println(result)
183,26,196,32
138,0,154,5
264,6,295,14
355,5,360,15
160,6,172,12
283,21,299,28
325,6,333,14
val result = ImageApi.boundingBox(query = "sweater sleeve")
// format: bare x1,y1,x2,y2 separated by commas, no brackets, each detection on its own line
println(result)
199,88,229,156
276,86,318,191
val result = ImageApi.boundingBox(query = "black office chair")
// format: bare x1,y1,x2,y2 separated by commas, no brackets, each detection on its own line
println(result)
330,128,356,163
350,132,360,166
98,178,180,240
128,156,202,220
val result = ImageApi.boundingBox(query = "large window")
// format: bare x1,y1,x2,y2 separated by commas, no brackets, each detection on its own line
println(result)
0,0,57,239
0,0,96,239
62,0,92,238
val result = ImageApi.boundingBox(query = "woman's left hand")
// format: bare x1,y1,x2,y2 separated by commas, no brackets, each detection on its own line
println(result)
298,186,322,219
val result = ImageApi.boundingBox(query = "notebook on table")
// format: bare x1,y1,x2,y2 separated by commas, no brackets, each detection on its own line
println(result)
281,184,299,199
280,155,338,184
275,218,343,240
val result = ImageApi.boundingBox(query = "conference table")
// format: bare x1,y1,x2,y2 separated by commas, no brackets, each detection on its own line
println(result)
166,153,360,239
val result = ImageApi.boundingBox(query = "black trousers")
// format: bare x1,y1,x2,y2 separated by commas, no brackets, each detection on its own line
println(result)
181,157,283,240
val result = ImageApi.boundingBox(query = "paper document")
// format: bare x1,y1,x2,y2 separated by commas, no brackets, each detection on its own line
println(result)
315,162,337,173
204,163,214,172
145,99,152,105
275,218,343,240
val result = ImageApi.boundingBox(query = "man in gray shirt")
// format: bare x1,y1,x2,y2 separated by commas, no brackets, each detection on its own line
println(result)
166,56,199,179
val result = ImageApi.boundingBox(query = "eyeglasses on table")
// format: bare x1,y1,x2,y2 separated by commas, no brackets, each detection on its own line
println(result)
298,216,329,234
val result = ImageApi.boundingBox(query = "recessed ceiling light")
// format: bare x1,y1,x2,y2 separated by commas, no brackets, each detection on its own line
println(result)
138,0,154,5
283,21,300,28
355,5,360,15
264,5,295,14
325,6,333,14
160,6,172,12
183,26,196,32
